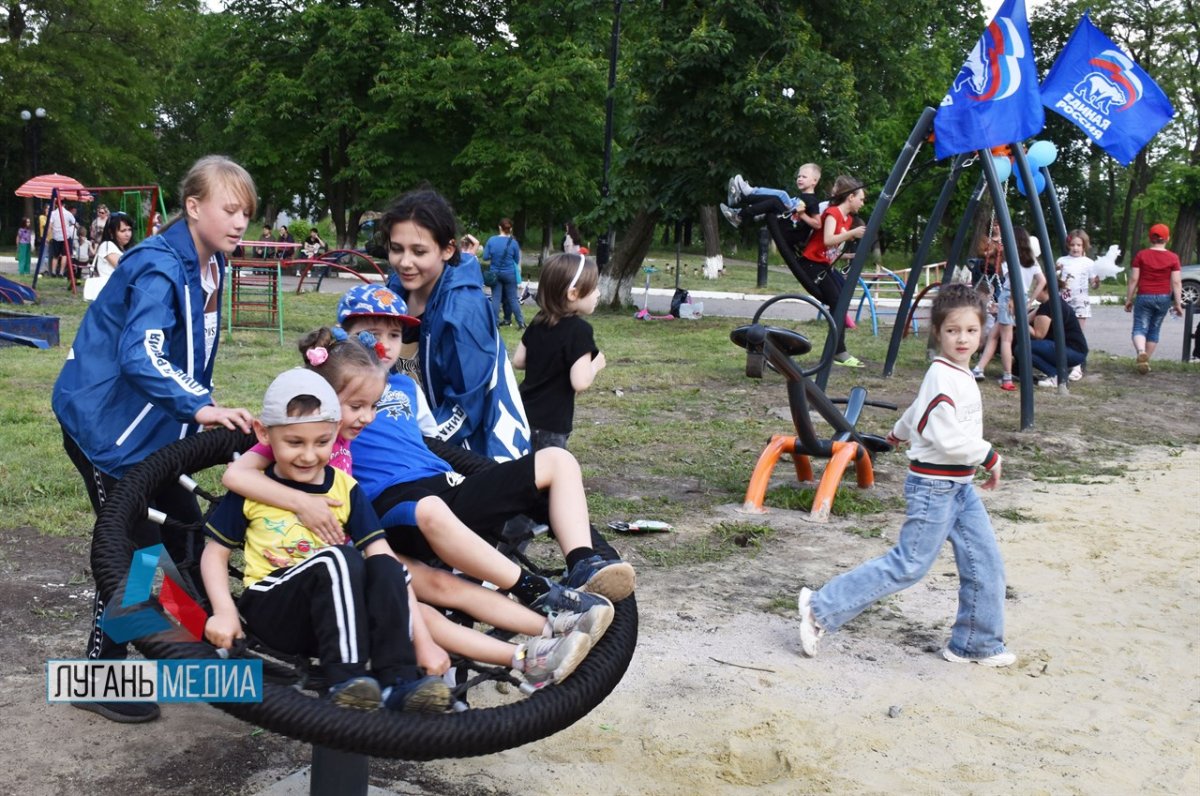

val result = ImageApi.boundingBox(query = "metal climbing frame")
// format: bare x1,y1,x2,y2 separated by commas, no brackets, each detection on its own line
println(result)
225,257,284,345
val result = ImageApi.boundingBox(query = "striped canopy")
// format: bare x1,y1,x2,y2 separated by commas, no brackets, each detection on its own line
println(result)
14,173,94,201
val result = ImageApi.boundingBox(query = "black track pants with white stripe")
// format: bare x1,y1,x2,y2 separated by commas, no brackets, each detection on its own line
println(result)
239,546,420,687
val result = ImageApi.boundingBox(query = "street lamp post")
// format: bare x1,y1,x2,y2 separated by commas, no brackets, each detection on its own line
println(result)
19,107,46,222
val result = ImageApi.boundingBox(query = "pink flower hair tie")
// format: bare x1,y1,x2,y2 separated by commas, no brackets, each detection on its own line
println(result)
306,347,329,366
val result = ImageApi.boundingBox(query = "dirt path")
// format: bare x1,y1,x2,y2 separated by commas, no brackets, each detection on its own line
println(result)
1,449,1196,795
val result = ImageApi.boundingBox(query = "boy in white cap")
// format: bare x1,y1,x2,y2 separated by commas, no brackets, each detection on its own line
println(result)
201,368,452,712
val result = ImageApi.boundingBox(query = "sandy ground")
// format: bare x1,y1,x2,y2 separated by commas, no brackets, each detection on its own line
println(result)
1,448,1197,795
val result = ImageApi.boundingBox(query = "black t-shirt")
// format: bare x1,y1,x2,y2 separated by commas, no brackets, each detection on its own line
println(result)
1036,297,1088,354
518,316,598,434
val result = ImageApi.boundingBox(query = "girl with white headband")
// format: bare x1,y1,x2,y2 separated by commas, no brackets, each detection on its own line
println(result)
512,253,606,451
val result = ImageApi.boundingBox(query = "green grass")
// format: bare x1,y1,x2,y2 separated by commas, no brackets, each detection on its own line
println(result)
637,521,776,567
3,275,1197,551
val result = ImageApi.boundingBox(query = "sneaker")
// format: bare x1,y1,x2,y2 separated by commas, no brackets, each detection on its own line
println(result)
383,675,451,713
971,367,984,381
727,175,742,206
719,203,742,228
530,579,615,617
545,601,615,646
328,675,382,711
498,319,512,327
1036,376,1057,387
942,647,1017,668
797,588,824,658
735,174,755,198
516,631,592,688
72,700,161,724
1136,351,1150,374
999,379,1016,392
1068,364,1083,382
563,555,636,602
832,355,864,368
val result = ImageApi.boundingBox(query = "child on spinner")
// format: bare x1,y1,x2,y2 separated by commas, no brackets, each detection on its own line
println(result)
338,286,637,610
512,253,607,452
798,282,1015,667
202,369,452,712
222,327,607,688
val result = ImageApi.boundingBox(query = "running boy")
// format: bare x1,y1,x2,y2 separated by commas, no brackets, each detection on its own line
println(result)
338,286,637,609
202,369,452,712
798,282,1015,667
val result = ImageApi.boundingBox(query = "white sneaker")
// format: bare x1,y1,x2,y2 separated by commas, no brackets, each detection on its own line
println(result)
941,647,1016,668
798,587,824,657
1068,364,1083,381
544,601,615,646
1037,376,1057,387
719,203,742,228
727,175,744,206
970,367,984,381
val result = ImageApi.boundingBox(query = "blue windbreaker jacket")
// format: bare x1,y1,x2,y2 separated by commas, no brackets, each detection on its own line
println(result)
52,220,223,477
388,258,531,461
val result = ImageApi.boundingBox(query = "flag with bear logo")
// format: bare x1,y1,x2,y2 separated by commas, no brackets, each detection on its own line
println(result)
934,0,1044,159
1039,12,1175,166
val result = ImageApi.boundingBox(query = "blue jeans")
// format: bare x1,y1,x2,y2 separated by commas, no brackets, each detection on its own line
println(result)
1132,294,1172,343
1028,339,1087,380
747,188,799,212
490,269,524,327
811,473,1008,659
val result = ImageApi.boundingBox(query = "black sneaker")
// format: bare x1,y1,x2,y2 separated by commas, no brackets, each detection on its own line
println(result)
384,675,451,713
530,579,613,617
563,555,636,602
72,701,161,723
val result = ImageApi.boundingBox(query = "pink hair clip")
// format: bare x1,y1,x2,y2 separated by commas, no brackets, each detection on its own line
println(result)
306,347,329,366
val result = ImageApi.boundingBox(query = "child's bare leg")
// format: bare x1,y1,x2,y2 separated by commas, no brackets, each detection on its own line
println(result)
419,604,594,686
532,447,593,554
999,324,1013,376
420,603,514,666
413,497,522,588
403,556,545,637
410,496,615,617
534,447,637,601
976,324,999,370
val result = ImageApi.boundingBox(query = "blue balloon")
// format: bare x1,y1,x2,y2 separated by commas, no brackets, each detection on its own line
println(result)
1027,140,1058,168
991,155,1012,183
1015,168,1047,196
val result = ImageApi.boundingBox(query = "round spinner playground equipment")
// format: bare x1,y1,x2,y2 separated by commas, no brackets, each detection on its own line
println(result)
88,428,638,761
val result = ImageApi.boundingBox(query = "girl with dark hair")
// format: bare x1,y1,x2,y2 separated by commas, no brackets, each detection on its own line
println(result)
513,253,605,451
562,221,582,254
382,189,532,461
482,217,524,328
798,175,868,367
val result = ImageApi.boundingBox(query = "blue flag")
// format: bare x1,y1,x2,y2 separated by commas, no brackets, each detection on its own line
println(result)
934,0,1044,159
1040,12,1175,166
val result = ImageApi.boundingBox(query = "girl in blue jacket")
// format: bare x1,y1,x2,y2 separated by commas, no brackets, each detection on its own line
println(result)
52,155,257,724
384,189,531,462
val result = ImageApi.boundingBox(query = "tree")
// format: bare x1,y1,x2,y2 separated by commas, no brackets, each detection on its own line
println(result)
0,1,199,223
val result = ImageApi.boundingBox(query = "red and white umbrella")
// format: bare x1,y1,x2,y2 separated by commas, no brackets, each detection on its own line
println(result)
14,173,94,202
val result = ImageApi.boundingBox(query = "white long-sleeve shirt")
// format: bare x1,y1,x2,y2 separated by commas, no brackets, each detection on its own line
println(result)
891,357,1000,482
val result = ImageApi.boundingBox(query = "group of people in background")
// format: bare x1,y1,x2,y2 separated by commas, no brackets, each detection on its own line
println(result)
52,156,615,723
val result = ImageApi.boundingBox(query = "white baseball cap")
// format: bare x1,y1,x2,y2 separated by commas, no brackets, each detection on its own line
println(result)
260,368,341,428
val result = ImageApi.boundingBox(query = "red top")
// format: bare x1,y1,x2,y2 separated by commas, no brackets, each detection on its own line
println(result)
1131,248,1180,295
802,206,852,265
